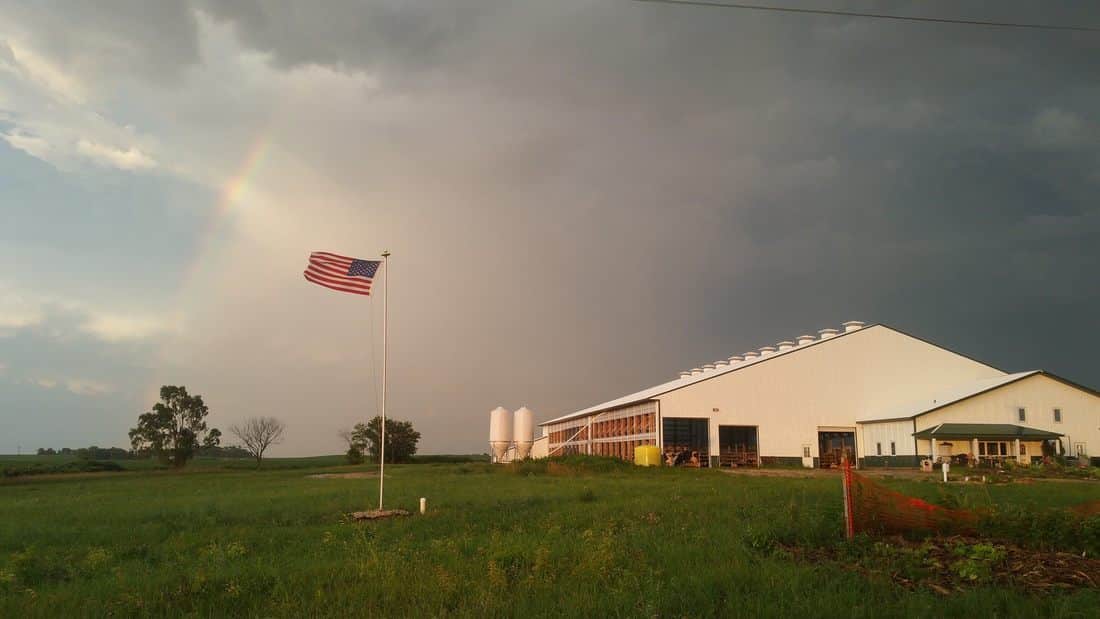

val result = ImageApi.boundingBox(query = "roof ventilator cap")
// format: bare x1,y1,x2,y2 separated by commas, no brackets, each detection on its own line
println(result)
777,341,795,351
842,320,865,332
819,328,839,339
796,334,816,346
758,346,777,356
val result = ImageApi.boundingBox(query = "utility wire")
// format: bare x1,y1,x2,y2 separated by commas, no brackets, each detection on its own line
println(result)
632,0,1100,33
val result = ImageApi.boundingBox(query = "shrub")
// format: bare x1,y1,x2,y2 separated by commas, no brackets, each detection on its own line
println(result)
345,446,364,465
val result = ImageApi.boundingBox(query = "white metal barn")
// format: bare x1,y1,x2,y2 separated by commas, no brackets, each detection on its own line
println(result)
538,322,1100,468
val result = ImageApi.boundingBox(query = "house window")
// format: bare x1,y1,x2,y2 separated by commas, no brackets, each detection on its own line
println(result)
876,442,882,455
890,441,896,456
1020,443,1026,455
979,441,1009,457
803,445,811,458
1017,408,1026,422
1053,408,1062,423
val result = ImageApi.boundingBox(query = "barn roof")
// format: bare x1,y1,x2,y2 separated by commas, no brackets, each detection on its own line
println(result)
540,323,894,426
858,370,1100,423
856,371,1040,423
912,423,1062,440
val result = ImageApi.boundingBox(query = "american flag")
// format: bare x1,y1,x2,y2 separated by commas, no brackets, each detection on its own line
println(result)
303,251,380,296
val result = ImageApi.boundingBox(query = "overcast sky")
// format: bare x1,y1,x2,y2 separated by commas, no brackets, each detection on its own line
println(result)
1,1,1097,456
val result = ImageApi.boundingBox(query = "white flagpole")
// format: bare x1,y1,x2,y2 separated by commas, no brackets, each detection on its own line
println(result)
378,250,390,510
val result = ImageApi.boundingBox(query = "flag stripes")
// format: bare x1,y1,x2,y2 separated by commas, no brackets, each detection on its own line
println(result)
303,251,380,296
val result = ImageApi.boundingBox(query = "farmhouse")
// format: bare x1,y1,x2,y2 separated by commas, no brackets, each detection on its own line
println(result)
539,322,1100,468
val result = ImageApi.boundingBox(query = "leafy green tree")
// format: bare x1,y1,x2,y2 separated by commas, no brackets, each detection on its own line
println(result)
350,417,421,463
129,386,220,467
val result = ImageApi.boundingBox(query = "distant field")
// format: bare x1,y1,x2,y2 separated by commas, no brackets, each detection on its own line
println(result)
1,458,1098,617
0,453,488,477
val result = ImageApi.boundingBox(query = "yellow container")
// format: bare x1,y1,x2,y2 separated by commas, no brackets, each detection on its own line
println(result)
634,445,661,467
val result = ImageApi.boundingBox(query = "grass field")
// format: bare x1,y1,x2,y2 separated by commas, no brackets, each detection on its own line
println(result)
2,458,1098,617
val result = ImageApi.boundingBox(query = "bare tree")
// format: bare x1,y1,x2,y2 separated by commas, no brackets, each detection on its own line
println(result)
229,417,286,468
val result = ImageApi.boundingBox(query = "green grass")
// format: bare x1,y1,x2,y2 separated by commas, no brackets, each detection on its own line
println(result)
1,459,1098,617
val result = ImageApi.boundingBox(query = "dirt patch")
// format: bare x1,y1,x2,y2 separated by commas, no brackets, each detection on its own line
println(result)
350,508,410,520
719,468,835,478
783,536,1099,594
308,472,378,479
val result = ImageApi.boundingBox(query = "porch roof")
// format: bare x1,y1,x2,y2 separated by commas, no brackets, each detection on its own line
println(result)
913,423,1063,440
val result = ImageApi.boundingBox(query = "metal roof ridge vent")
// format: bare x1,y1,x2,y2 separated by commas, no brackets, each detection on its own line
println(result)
842,320,865,332
777,340,795,351
818,328,839,339
728,355,744,364
714,360,729,368
678,371,692,379
742,351,759,360
796,334,816,346
690,367,704,376
758,345,777,356
702,363,717,372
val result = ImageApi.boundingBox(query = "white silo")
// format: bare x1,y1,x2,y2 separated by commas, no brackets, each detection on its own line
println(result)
513,407,535,460
489,406,513,462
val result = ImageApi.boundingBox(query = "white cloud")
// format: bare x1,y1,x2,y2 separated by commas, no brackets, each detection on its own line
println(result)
23,376,111,395
0,293,44,331
1,129,51,160
1,38,86,103
81,312,178,342
0,39,15,69
1033,108,1091,149
64,378,113,396
76,138,157,170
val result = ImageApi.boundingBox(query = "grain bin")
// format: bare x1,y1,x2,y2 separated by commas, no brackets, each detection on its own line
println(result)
489,407,513,461
513,407,535,460
634,445,661,467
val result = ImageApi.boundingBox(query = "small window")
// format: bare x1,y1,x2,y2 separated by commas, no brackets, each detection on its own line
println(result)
890,441,896,456
1020,443,1027,455
1053,408,1062,423
1017,407,1026,422
979,443,986,456
802,445,811,458
876,442,882,456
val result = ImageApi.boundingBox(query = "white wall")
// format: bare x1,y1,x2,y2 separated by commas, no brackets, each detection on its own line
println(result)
529,435,549,459
915,374,1100,459
859,420,916,458
656,325,1003,460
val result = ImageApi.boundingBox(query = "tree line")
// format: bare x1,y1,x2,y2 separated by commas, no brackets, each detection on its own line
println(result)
36,445,252,459
35,385,421,469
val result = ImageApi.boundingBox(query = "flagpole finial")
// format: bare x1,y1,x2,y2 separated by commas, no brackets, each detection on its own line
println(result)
381,250,391,258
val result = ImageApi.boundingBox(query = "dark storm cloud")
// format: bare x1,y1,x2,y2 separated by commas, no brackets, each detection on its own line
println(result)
190,2,1099,430
0,1,201,81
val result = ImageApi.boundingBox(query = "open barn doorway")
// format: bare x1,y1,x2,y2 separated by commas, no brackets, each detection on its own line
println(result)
718,425,758,467
817,431,855,468
662,418,709,467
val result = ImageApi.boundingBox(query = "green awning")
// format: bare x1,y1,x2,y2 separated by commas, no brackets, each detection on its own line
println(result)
913,423,1063,440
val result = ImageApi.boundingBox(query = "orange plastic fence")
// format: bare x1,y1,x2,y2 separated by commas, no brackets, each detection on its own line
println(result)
846,469,978,535
843,470,1100,537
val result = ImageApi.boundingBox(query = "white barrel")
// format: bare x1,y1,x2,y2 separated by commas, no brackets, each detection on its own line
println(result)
489,406,513,460
513,407,535,459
